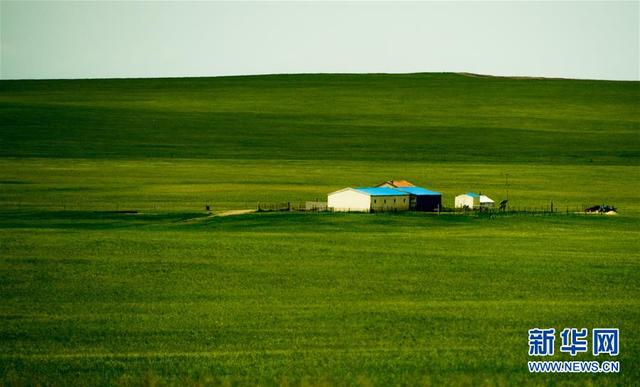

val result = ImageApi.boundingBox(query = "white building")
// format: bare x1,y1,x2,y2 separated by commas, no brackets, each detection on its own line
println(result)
455,192,495,209
327,187,410,212
455,193,480,209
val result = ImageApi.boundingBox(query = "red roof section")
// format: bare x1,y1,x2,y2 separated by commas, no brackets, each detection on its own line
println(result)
378,180,415,187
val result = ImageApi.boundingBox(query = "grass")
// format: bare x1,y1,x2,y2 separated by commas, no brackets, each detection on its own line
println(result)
1,159,637,215
1,212,638,385
1,73,638,163
0,73,639,385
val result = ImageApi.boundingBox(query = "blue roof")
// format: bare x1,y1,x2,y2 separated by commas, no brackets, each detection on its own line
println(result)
393,186,441,196
465,192,480,197
355,187,409,196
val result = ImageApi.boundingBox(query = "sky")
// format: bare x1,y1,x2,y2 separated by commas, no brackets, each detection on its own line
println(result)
1,1,638,80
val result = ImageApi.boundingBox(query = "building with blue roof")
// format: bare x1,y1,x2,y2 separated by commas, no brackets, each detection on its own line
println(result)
392,186,442,212
376,180,442,212
327,180,444,212
354,187,409,196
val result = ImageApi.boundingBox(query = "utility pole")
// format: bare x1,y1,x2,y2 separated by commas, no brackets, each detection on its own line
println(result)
505,173,510,202
504,173,510,211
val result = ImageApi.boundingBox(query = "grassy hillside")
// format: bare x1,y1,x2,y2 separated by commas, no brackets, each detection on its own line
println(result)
1,73,638,163
0,73,639,385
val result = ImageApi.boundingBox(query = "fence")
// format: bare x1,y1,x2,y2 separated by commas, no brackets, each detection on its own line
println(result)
4,199,613,217
257,201,328,212
252,200,614,216
441,204,616,217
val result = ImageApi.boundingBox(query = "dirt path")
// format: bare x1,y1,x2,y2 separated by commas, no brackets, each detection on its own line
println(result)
215,209,256,217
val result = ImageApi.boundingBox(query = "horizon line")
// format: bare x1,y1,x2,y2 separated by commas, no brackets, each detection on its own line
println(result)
1,71,638,83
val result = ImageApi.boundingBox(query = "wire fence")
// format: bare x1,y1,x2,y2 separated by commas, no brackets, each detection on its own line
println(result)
255,202,618,216
1,200,616,217
257,201,328,212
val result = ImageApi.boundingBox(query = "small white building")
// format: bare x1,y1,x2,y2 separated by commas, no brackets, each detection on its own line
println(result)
328,187,410,212
455,192,495,209
455,193,480,209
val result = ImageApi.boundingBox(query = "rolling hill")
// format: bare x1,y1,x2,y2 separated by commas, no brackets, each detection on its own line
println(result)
0,73,638,386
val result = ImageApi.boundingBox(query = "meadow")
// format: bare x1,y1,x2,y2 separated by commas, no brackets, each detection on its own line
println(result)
0,73,638,385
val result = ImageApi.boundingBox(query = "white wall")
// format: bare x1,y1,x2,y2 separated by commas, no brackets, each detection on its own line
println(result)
370,195,410,212
455,195,480,209
328,189,371,212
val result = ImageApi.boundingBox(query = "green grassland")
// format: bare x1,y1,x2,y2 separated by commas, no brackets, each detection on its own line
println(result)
0,73,639,385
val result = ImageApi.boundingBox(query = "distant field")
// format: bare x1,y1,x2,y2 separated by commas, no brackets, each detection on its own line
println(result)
1,73,638,163
0,73,638,385
1,158,638,215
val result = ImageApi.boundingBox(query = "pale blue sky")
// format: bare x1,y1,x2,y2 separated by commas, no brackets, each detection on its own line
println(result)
1,1,638,80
